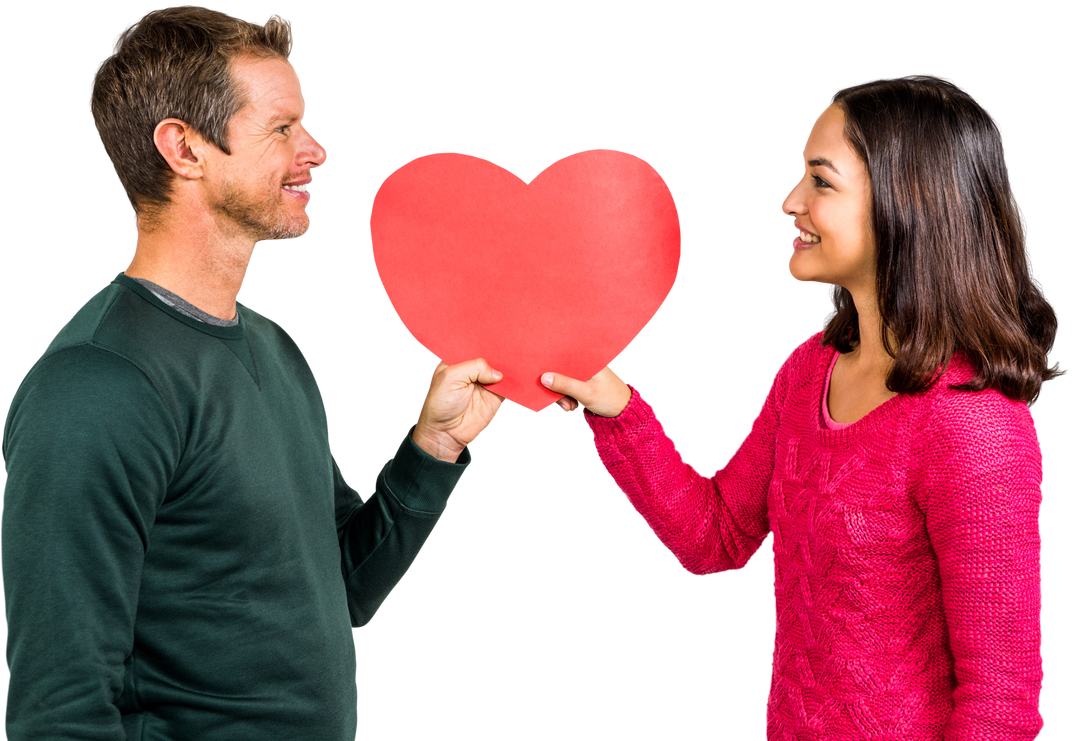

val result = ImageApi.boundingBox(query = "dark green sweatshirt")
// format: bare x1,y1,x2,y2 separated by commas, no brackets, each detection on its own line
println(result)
3,275,468,740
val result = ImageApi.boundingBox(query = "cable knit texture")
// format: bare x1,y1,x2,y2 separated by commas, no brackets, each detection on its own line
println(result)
586,334,1042,740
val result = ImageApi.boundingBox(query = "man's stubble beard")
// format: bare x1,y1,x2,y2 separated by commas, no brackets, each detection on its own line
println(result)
217,180,310,242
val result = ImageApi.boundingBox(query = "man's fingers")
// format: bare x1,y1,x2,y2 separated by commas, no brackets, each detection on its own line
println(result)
475,363,503,386
438,356,501,386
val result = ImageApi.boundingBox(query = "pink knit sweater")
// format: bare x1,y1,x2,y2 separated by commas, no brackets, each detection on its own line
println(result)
586,335,1042,740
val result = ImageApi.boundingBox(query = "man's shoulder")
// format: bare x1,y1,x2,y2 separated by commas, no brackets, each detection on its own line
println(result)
11,278,209,429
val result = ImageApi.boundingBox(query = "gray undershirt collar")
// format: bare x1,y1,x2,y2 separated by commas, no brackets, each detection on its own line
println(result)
132,278,240,327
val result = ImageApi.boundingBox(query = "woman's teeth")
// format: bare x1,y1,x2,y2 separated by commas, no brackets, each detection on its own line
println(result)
800,230,820,243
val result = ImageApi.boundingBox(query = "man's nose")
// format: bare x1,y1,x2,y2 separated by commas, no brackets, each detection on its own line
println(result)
304,127,328,168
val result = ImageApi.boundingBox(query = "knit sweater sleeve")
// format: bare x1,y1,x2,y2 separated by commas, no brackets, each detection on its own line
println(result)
584,358,791,574
915,391,1043,740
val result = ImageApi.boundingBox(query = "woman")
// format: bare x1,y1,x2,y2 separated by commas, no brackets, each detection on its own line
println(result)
541,76,1057,740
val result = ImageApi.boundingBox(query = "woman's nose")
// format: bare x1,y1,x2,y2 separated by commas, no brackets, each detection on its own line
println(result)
781,177,807,218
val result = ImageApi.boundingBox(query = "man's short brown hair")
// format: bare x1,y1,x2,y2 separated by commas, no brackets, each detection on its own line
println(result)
91,6,292,214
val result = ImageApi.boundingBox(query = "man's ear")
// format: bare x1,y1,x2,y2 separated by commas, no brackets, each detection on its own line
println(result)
153,119,207,180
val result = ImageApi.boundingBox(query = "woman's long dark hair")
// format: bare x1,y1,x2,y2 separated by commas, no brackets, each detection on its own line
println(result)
823,76,1060,403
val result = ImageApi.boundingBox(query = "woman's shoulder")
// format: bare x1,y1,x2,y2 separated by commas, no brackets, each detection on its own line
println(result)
770,332,833,389
781,328,829,369
914,353,1040,472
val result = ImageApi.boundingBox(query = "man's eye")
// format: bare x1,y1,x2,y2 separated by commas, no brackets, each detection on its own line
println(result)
276,125,290,134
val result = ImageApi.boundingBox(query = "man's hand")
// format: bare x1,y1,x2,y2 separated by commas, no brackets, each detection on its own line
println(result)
412,359,504,463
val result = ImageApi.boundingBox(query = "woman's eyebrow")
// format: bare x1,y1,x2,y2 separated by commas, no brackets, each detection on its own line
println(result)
808,157,841,175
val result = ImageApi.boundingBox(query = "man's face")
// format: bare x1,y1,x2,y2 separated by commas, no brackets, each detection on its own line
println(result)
204,54,326,242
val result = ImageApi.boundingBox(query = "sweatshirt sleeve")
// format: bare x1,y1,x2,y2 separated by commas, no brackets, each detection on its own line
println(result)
917,392,1043,740
2,345,178,740
584,362,791,574
333,431,469,627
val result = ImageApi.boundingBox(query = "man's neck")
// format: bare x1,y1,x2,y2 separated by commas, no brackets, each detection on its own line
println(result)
126,207,255,321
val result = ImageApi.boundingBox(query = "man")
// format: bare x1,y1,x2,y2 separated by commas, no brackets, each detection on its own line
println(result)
2,7,502,739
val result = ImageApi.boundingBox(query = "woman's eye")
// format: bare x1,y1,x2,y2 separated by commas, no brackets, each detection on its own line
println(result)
799,169,829,189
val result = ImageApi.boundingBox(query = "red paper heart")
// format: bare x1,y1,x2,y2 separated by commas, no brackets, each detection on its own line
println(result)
371,150,680,411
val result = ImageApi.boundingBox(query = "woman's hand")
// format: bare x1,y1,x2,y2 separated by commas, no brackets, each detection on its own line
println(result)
540,367,631,417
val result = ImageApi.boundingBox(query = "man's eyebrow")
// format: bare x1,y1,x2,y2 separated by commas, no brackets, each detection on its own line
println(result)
807,157,841,175
266,112,299,126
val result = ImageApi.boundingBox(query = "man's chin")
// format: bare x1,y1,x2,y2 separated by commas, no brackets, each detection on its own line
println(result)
254,217,310,242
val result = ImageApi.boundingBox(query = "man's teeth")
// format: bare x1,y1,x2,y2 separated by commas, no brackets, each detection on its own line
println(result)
284,184,307,192
800,230,820,243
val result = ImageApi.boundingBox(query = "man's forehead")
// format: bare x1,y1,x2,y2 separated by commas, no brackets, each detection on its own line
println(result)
230,54,303,118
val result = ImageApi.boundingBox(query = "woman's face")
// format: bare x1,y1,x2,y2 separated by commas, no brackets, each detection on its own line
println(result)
782,104,876,297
